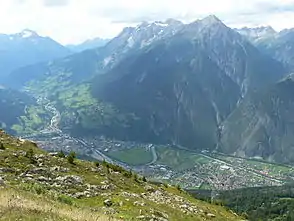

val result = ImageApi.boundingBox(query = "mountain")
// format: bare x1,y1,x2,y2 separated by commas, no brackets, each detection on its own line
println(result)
4,16,287,155
67,37,110,52
88,15,285,148
220,74,294,163
0,87,35,134
236,26,277,41
0,130,240,220
7,19,184,88
0,29,71,78
238,27,294,71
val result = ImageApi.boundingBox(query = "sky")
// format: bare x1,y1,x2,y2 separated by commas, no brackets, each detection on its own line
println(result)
1,0,294,44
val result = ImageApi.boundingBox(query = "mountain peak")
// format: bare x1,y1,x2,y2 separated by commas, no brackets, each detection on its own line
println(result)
19,29,39,38
200,15,223,25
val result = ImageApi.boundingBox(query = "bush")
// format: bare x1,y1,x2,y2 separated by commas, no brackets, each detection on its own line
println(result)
176,184,182,191
67,151,76,164
57,150,65,158
0,143,5,150
25,148,36,164
123,170,132,178
94,161,100,167
142,176,147,182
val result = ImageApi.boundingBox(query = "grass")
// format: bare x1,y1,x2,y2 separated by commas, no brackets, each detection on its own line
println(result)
106,147,153,166
0,188,114,221
0,130,242,221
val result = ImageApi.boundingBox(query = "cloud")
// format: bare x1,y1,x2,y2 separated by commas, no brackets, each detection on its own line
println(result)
0,0,294,44
43,0,69,7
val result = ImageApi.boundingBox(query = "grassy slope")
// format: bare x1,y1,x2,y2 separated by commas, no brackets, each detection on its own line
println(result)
0,130,242,221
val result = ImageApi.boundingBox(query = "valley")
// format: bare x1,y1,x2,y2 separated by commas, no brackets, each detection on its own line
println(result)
19,96,293,191
2,3,294,219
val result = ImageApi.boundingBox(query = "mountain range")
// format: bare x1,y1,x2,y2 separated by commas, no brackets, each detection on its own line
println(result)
0,29,71,78
2,16,294,163
66,37,110,52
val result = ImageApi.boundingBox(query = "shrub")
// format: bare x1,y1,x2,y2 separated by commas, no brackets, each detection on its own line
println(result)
94,161,100,167
25,148,36,164
57,195,73,205
57,150,65,158
142,176,147,182
134,174,139,183
22,183,46,195
67,151,76,164
0,143,5,150
123,170,132,178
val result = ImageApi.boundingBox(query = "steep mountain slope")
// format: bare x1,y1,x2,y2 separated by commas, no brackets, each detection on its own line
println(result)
0,130,241,220
220,74,294,163
67,37,110,52
89,16,285,149
0,29,71,78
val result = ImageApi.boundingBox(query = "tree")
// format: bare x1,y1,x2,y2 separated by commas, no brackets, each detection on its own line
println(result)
67,151,76,164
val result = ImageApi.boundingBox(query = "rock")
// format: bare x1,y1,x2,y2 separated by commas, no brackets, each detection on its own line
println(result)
56,175,83,185
100,184,115,190
144,185,155,192
0,168,15,173
49,152,59,157
73,192,86,199
134,201,146,207
100,180,109,185
136,215,148,220
207,213,216,218
50,166,69,172
37,176,50,182
29,168,47,174
104,199,113,207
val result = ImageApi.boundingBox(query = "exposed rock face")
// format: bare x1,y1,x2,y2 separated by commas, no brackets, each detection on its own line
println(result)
220,75,294,163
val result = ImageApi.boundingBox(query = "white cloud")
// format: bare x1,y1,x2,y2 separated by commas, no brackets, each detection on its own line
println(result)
0,0,294,44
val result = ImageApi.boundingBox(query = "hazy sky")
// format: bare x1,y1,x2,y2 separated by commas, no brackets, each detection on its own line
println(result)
1,0,294,44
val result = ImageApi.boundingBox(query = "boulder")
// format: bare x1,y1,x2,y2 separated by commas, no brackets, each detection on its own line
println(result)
207,213,216,218
104,199,113,207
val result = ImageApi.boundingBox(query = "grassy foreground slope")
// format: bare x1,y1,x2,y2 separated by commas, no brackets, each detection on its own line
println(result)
0,130,242,221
